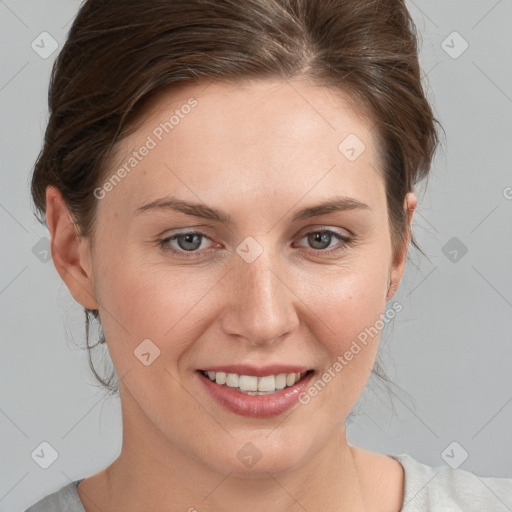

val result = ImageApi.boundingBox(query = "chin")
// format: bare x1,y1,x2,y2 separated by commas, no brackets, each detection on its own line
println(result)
198,429,317,478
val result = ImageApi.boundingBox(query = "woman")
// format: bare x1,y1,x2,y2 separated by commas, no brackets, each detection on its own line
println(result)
25,0,512,511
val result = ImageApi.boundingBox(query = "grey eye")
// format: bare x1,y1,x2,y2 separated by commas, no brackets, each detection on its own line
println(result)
306,231,334,250
175,233,204,251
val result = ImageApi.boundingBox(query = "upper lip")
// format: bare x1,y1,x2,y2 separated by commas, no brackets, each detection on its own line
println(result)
198,364,312,377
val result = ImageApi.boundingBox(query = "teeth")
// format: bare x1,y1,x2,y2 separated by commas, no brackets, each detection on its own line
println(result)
225,373,239,387
215,372,226,385
286,373,297,387
204,370,307,393
275,373,287,390
257,375,275,392
239,375,258,391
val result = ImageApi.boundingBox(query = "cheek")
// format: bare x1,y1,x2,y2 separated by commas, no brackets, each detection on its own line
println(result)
90,242,200,362
301,255,390,400
306,254,390,346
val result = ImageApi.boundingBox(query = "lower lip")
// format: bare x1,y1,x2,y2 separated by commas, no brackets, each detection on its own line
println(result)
198,371,315,418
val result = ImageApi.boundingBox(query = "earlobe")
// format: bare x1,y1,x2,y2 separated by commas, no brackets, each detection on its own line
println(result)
386,192,417,302
45,186,99,310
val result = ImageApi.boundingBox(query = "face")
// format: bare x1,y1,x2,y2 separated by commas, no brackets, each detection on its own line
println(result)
51,77,415,477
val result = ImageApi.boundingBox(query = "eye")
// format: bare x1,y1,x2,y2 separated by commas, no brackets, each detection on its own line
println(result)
158,231,215,258
157,228,355,259
295,229,355,256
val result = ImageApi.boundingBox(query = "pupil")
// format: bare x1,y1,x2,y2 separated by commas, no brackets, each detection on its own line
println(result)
309,232,330,249
179,234,201,251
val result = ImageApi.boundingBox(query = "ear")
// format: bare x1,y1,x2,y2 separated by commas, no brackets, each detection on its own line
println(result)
386,191,417,302
45,186,99,310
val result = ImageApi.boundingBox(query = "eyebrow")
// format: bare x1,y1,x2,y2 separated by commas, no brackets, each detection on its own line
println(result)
134,195,371,223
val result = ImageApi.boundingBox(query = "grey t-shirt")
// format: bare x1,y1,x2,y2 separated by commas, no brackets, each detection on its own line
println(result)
24,453,512,511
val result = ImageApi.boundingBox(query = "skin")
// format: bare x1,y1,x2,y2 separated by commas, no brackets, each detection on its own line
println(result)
46,76,416,512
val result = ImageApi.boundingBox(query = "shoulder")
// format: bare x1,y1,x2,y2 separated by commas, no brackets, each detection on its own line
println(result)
24,479,86,512
390,453,512,512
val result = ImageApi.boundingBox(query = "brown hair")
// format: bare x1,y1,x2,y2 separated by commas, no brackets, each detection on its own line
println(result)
30,0,440,395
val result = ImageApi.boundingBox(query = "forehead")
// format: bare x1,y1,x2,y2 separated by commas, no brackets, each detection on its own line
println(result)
137,77,376,150
100,77,383,218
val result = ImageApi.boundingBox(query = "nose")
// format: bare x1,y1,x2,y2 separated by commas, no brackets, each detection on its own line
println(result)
219,244,300,347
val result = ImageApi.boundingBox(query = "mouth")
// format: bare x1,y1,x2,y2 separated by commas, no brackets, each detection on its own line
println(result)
196,366,315,418
198,369,314,395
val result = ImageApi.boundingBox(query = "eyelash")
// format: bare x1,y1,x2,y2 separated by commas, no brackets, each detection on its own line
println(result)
157,229,356,259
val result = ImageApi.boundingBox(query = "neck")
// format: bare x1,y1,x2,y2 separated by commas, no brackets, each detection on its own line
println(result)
93,392,368,512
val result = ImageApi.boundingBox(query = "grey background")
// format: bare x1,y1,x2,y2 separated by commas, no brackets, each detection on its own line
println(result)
1,1,511,510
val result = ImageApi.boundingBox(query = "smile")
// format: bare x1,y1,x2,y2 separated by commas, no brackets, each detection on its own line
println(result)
200,370,310,395
197,367,315,417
